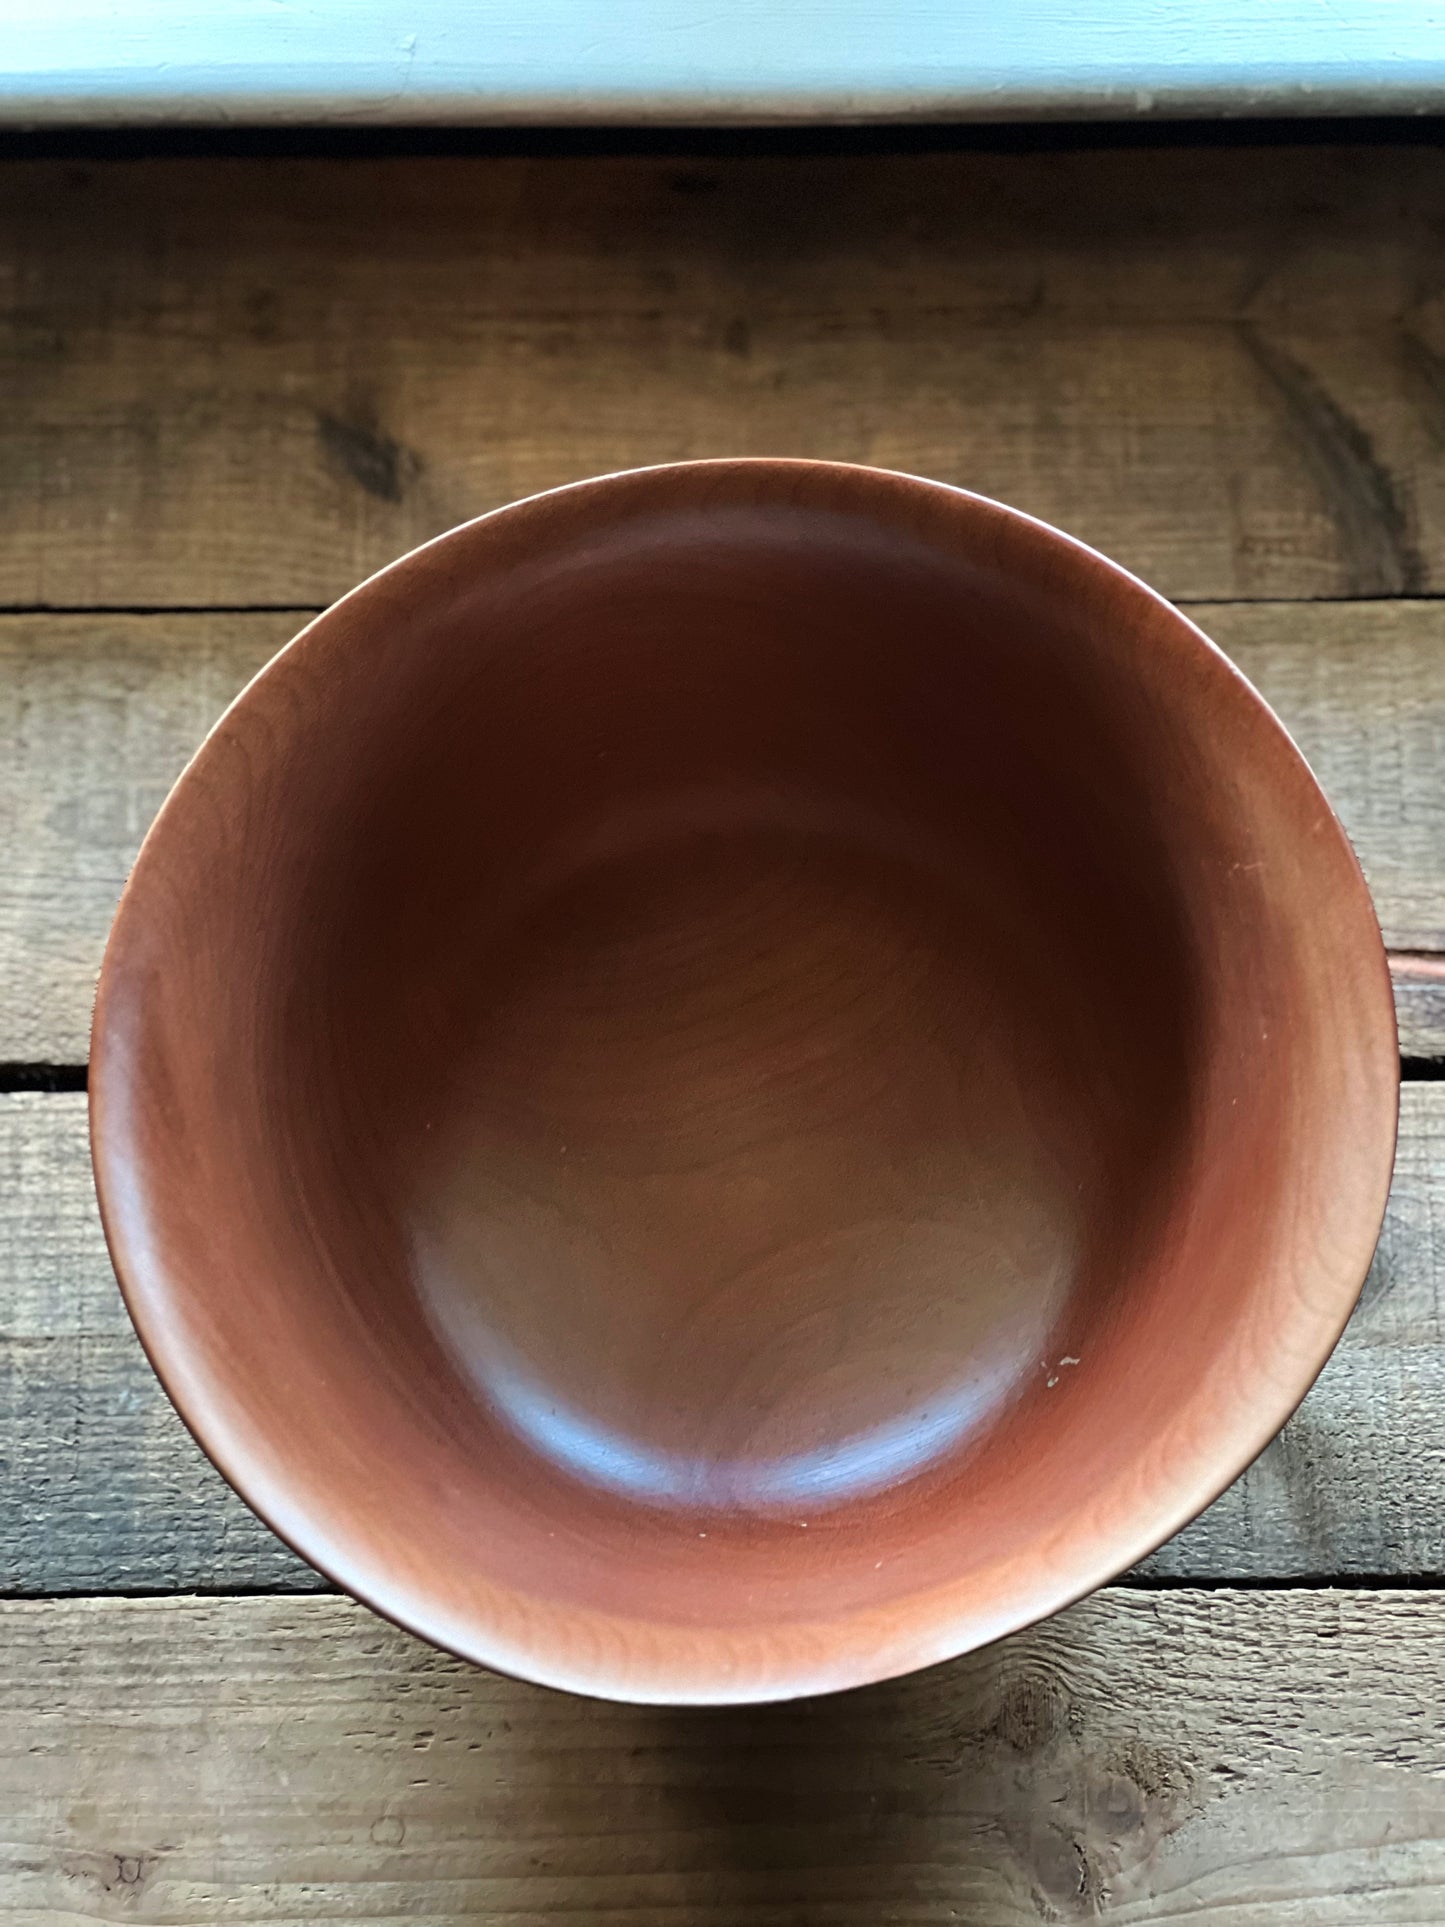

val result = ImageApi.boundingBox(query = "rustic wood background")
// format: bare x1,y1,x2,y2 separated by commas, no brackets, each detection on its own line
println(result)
3,128,1444,1921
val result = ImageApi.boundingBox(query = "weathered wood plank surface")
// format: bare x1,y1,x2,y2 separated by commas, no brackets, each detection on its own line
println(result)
3,144,1445,609
0,613,294,1066
3,1088,1441,1595
2,600,1442,1064
0,1091,305,1594
1215,600,1445,959
4,1588,1444,1923
1394,958,1445,1061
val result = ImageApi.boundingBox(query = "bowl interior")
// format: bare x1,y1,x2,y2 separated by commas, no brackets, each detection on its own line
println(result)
93,465,1398,1700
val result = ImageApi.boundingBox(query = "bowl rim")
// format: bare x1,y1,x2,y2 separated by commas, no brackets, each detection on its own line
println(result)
90,457,1401,1703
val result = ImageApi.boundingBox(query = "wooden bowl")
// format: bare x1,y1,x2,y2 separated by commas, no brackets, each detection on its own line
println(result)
91,461,1398,1703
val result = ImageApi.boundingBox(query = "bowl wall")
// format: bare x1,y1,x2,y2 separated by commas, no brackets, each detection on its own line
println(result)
91,462,1399,1701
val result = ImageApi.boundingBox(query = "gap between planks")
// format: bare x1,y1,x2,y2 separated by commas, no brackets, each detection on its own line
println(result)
0,1019,1441,1097
9,593,1445,616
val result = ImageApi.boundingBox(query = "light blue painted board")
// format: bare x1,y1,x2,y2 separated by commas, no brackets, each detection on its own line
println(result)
2,0,1444,124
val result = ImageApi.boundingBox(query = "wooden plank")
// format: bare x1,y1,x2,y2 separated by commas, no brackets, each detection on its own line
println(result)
3,1088,1442,1595
1393,956,1445,1062
3,1587,1444,1922
1202,599,1445,961
9,0,1445,127
1148,1079,1445,1581
0,1092,308,1594
0,613,298,1067
3,601,1443,1065
5,144,1445,608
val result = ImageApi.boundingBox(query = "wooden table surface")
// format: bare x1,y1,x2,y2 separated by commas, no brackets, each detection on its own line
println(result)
3,126,1445,1922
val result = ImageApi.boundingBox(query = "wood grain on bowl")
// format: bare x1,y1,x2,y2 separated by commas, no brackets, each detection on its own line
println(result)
88,461,1398,1702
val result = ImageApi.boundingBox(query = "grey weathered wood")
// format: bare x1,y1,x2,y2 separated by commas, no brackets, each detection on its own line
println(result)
1392,956,1445,1061
1145,1080,1445,1580
3,1587,1444,1922
1206,600,1445,960
3,602,1442,1064
0,613,298,1066
4,144,1445,609
0,1092,312,1594
3,1089,1441,1595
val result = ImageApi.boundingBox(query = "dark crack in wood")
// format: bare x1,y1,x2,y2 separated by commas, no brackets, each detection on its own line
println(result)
1238,325,1426,597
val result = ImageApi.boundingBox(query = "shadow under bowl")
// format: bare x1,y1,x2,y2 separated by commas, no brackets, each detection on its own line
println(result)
91,461,1398,1702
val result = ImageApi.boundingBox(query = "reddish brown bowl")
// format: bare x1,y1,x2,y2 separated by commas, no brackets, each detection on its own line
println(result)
91,461,1398,1703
